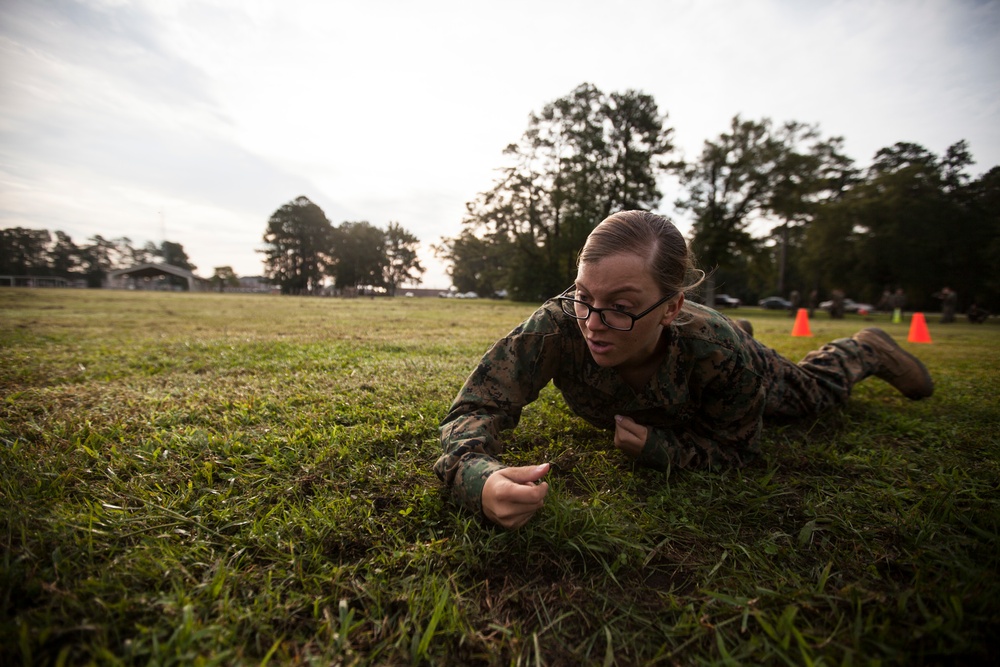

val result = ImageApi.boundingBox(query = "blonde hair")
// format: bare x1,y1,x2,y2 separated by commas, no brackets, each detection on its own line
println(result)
579,210,704,303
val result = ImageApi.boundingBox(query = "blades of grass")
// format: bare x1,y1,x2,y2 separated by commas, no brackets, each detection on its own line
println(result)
412,583,449,663
706,549,729,581
815,561,833,595
257,636,283,667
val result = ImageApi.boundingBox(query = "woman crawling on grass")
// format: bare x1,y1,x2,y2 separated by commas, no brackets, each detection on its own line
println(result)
433,210,934,529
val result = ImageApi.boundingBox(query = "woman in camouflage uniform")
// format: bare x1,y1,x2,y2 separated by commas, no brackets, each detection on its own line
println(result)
434,211,934,529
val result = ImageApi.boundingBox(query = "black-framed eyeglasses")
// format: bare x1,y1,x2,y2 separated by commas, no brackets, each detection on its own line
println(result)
556,286,677,331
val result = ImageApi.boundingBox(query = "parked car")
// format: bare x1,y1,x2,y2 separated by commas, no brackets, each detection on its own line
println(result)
818,298,876,314
714,294,741,308
758,296,792,310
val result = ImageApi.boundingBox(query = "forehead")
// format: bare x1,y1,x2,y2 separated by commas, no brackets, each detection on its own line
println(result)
575,251,657,295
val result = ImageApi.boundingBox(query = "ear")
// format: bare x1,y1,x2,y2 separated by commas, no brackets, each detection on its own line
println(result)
660,293,685,326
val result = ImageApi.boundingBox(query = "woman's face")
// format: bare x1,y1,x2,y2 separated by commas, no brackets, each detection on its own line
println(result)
573,251,683,372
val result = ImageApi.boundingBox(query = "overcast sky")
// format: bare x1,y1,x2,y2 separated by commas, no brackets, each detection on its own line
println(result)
2,0,998,288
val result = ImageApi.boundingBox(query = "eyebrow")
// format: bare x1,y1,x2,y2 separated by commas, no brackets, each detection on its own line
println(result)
574,282,644,297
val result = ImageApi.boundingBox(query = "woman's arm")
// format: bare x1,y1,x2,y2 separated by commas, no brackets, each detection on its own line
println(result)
433,308,565,517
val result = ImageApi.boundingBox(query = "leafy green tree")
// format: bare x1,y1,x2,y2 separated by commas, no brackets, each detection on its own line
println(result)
853,142,954,307
820,140,998,310
329,221,386,293
433,228,511,296
446,83,674,301
260,196,334,294
141,241,161,264
382,222,424,296
211,266,239,292
158,241,195,270
115,239,151,267
765,130,856,295
798,195,866,300
675,117,780,302
0,227,52,275
49,231,83,278
966,166,1000,307
79,235,122,287
676,116,853,303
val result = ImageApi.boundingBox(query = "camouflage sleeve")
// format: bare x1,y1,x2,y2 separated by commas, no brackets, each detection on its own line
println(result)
637,355,766,470
434,313,563,515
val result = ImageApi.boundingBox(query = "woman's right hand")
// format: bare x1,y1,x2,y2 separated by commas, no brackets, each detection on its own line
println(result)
481,463,551,529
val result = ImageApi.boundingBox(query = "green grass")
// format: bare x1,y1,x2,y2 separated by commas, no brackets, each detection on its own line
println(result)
1,289,998,665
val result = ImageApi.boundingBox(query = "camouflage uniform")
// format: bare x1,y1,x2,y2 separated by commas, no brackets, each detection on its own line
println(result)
433,299,881,515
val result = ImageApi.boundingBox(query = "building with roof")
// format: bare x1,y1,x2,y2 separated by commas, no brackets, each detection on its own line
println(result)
107,263,203,291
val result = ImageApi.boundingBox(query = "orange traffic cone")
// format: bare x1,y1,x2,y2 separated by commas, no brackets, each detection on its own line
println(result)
791,308,812,337
907,312,932,343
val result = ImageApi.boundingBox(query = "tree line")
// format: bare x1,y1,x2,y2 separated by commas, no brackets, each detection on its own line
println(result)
0,200,427,296
437,82,1000,313
0,230,197,288
259,196,425,296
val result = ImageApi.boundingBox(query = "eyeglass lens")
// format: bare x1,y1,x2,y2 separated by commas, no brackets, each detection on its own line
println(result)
561,296,634,330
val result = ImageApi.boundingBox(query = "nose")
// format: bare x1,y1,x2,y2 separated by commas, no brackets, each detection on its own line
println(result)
585,310,608,331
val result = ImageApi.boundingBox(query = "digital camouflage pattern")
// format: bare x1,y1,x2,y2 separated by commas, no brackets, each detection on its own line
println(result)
434,299,881,515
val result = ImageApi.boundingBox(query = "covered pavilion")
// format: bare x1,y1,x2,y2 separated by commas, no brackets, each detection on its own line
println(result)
108,263,200,291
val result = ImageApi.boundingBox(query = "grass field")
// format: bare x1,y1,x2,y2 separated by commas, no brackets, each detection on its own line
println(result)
2,288,998,666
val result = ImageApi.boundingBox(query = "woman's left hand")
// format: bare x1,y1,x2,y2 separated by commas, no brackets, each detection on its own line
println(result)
614,414,648,458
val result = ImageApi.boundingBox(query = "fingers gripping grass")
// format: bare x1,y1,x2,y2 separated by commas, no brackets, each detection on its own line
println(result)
2,290,999,665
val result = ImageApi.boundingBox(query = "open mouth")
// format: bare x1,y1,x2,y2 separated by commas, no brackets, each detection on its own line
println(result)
587,338,613,355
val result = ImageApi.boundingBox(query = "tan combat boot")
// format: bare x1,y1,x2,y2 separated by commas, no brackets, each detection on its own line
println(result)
853,328,934,399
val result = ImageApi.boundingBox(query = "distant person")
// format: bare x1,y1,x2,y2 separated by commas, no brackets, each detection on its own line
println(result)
434,211,934,528
877,290,891,313
830,289,845,319
934,287,957,323
890,288,906,323
789,289,800,317
808,289,818,317
967,303,989,324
